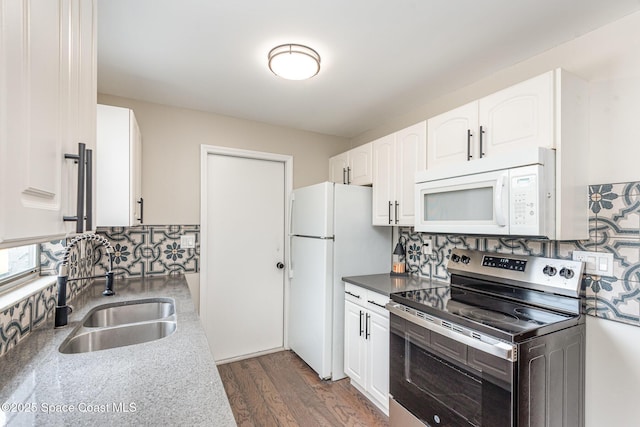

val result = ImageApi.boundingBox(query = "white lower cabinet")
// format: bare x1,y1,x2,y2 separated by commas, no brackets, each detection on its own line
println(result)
344,283,389,414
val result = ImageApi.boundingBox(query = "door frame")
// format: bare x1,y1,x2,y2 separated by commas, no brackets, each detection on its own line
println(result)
200,145,293,355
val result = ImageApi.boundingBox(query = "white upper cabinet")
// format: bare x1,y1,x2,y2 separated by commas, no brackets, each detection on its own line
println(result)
372,121,427,226
427,102,478,166
0,0,96,247
372,135,395,225
329,152,349,184
479,71,553,157
329,143,373,185
428,70,558,170
96,105,143,227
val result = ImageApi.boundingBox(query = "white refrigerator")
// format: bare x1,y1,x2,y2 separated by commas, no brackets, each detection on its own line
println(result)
288,182,391,380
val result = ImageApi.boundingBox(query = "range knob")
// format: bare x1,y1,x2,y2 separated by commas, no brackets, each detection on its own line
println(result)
559,268,575,279
542,265,557,276
451,254,461,263
460,255,471,265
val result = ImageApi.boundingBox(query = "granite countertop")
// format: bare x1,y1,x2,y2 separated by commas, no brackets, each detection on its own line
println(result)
0,275,236,427
342,273,450,296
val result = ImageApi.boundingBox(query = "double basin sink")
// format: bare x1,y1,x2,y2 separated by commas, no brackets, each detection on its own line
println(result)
59,297,177,354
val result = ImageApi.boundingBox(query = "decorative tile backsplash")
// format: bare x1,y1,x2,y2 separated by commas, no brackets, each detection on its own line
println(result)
400,181,640,328
0,225,199,358
94,225,200,278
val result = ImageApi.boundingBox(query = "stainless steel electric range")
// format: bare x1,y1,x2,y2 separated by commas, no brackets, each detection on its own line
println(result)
387,249,586,427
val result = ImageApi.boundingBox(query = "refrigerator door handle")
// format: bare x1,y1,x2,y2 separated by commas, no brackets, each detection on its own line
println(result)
288,193,295,279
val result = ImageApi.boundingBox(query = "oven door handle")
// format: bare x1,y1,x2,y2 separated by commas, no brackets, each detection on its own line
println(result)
386,303,517,362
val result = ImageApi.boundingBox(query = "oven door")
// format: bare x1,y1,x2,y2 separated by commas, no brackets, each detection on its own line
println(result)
389,312,514,426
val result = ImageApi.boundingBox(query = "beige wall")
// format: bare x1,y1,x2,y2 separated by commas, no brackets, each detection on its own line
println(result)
351,11,640,427
97,94,349,225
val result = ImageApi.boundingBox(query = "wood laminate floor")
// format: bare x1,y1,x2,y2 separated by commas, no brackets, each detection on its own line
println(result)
218,350,390,427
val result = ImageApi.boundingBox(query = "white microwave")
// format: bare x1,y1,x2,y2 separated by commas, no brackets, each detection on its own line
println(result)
415,148,556,238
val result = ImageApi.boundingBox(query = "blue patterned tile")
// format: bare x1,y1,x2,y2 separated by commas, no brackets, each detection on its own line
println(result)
591,278,640,326
591,183,640,241
39,240,66,276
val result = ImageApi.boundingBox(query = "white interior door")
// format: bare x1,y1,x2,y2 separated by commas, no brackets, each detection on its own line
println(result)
203,151,287,363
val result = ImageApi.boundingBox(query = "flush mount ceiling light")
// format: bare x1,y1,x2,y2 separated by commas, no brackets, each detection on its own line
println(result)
268,44,321,80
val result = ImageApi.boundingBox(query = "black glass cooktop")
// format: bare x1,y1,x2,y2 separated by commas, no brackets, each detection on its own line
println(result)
390,282,579,342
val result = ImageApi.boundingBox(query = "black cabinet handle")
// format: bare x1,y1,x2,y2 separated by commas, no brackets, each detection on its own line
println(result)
368,300,386,309
64,142,86,233
479,125,485,158
346,166,351,184
85,149,93,231
467,129,473,161
365,313,370,339
342,168,346,184
388,201,392,224
137,198,144,224
345,291,361,299
359,310,364,337
395,201,399,224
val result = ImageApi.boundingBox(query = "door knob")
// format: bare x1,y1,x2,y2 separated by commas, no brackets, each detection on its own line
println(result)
276,262,285,269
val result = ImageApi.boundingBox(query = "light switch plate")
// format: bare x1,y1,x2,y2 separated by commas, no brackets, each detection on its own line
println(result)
572,250,613,276
180,235,196,249
422,239,432,255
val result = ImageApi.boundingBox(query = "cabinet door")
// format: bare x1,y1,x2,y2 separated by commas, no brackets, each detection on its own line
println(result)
329,152,348,184
348,143,373,186
130,110,143,224
344,300,366,388
395,121,426,226
479,71,553,157
367,310,390,412
1,0,69,245
371,134,396,225
427,101,478,169
74,0,97,230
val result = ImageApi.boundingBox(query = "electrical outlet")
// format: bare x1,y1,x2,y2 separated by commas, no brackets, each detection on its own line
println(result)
422,239,432,255
573,250,613,276
180,235,196,249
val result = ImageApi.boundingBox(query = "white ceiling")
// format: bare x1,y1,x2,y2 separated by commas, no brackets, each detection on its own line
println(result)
97,0,640,138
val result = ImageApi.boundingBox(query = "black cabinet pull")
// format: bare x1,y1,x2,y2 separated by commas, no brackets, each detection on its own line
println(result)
388,201,392,224
346,166,351,184
342,168,346,184
359,310,364,337
395,201,399,224
479,125,485,158
467,129,473,161
368,300,386,309
64,142,86,233
345,291,361,299
137,198,144,224
365,313,371,339
85,148,93,231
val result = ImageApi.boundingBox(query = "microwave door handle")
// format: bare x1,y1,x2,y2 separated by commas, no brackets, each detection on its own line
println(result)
494,173,507,227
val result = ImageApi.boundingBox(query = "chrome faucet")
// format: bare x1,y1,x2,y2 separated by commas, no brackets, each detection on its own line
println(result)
55,233,115,328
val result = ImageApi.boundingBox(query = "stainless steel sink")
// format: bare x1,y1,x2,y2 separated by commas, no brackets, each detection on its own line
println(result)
59,298,177,354
82,298,175,327
59,321,177,354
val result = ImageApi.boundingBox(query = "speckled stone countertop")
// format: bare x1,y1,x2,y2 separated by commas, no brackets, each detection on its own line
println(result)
342,273,449,296
0,275,236,427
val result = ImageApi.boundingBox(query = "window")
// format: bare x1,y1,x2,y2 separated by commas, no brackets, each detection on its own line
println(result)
0,244,38,290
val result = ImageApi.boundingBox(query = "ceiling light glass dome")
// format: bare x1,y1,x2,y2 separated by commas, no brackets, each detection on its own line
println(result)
268,44,321,80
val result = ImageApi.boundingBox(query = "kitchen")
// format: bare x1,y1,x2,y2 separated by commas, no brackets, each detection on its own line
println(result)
2,1,640,426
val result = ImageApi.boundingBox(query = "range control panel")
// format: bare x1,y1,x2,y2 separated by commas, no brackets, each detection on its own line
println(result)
447,249,585,297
